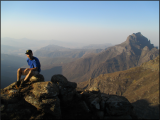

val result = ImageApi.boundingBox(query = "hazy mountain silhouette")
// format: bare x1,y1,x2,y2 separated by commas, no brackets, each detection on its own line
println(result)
1,37,112,57
34,44,104,58
35,44,70,51
1,45,20,52
1,45,29,57
1,37,88,49
81,43,113,49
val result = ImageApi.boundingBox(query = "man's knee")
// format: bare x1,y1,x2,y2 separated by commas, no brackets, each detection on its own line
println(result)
28,70,34,75
17,68,22,73
24,70,34,81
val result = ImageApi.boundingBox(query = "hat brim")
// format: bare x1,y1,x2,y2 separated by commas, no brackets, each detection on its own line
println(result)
25,52,30,54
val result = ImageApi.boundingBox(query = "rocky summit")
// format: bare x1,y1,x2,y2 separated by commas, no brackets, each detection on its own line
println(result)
1,74,138,119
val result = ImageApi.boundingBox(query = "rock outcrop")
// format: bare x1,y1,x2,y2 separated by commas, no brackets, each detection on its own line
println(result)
51,74,77,103
1,74,138,119
78,88,136,119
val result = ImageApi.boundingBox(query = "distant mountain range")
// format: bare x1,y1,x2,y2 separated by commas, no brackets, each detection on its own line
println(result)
81,43,113,49
77,55,159,119
1,32,159,88
1,37,98,50
34,44,104,58
1,37,112,57
43,32,159,83
1,45,28,57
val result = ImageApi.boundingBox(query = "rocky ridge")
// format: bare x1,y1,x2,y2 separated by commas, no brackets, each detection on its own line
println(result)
61,32,159,83
77,55,159,119
1,74,138,119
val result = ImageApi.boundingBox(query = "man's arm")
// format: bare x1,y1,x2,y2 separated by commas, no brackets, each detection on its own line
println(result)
29,67,38,71
24,67,38,72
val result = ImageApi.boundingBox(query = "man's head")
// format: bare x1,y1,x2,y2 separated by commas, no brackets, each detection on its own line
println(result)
25,49,33,60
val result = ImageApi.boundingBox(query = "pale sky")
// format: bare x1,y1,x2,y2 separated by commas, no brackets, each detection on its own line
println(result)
1,1,159,46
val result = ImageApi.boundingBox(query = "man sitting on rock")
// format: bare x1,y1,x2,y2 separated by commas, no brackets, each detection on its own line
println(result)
16,49,41,88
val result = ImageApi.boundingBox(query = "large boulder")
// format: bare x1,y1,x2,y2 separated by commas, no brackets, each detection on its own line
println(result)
100,93,110,111
1,89,20,104
88,93,101,110
30,74,44,83
2,82,18,92
51,74,77,102
80,87,102,110
24,95,61,118
1,84,24,116
1,99,33,120
31,81,59,99
105,95,133,116
51,74,68,85
24,81,61,118
79,88,135,119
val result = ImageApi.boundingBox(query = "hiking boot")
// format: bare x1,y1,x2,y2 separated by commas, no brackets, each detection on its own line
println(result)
15,80,21,88
19,79,26,88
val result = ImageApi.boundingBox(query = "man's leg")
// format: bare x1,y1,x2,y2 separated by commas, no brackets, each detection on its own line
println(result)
17,68,29,81
16,68,26,87
17,68,22,81
23,70,33,82
24,70,39,82
16,68,29,88
19,70,38,88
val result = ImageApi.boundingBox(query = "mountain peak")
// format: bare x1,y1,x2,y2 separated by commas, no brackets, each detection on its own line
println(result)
127,32,146,42
132,32,142,36
124,32,154,50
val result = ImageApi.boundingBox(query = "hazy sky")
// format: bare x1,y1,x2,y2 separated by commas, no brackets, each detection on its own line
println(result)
1,1,159,46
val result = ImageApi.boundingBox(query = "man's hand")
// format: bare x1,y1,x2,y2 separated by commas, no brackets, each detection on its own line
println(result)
24,68,30,73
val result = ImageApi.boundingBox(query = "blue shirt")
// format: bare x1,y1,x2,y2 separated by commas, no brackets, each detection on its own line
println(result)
27,56,41,72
